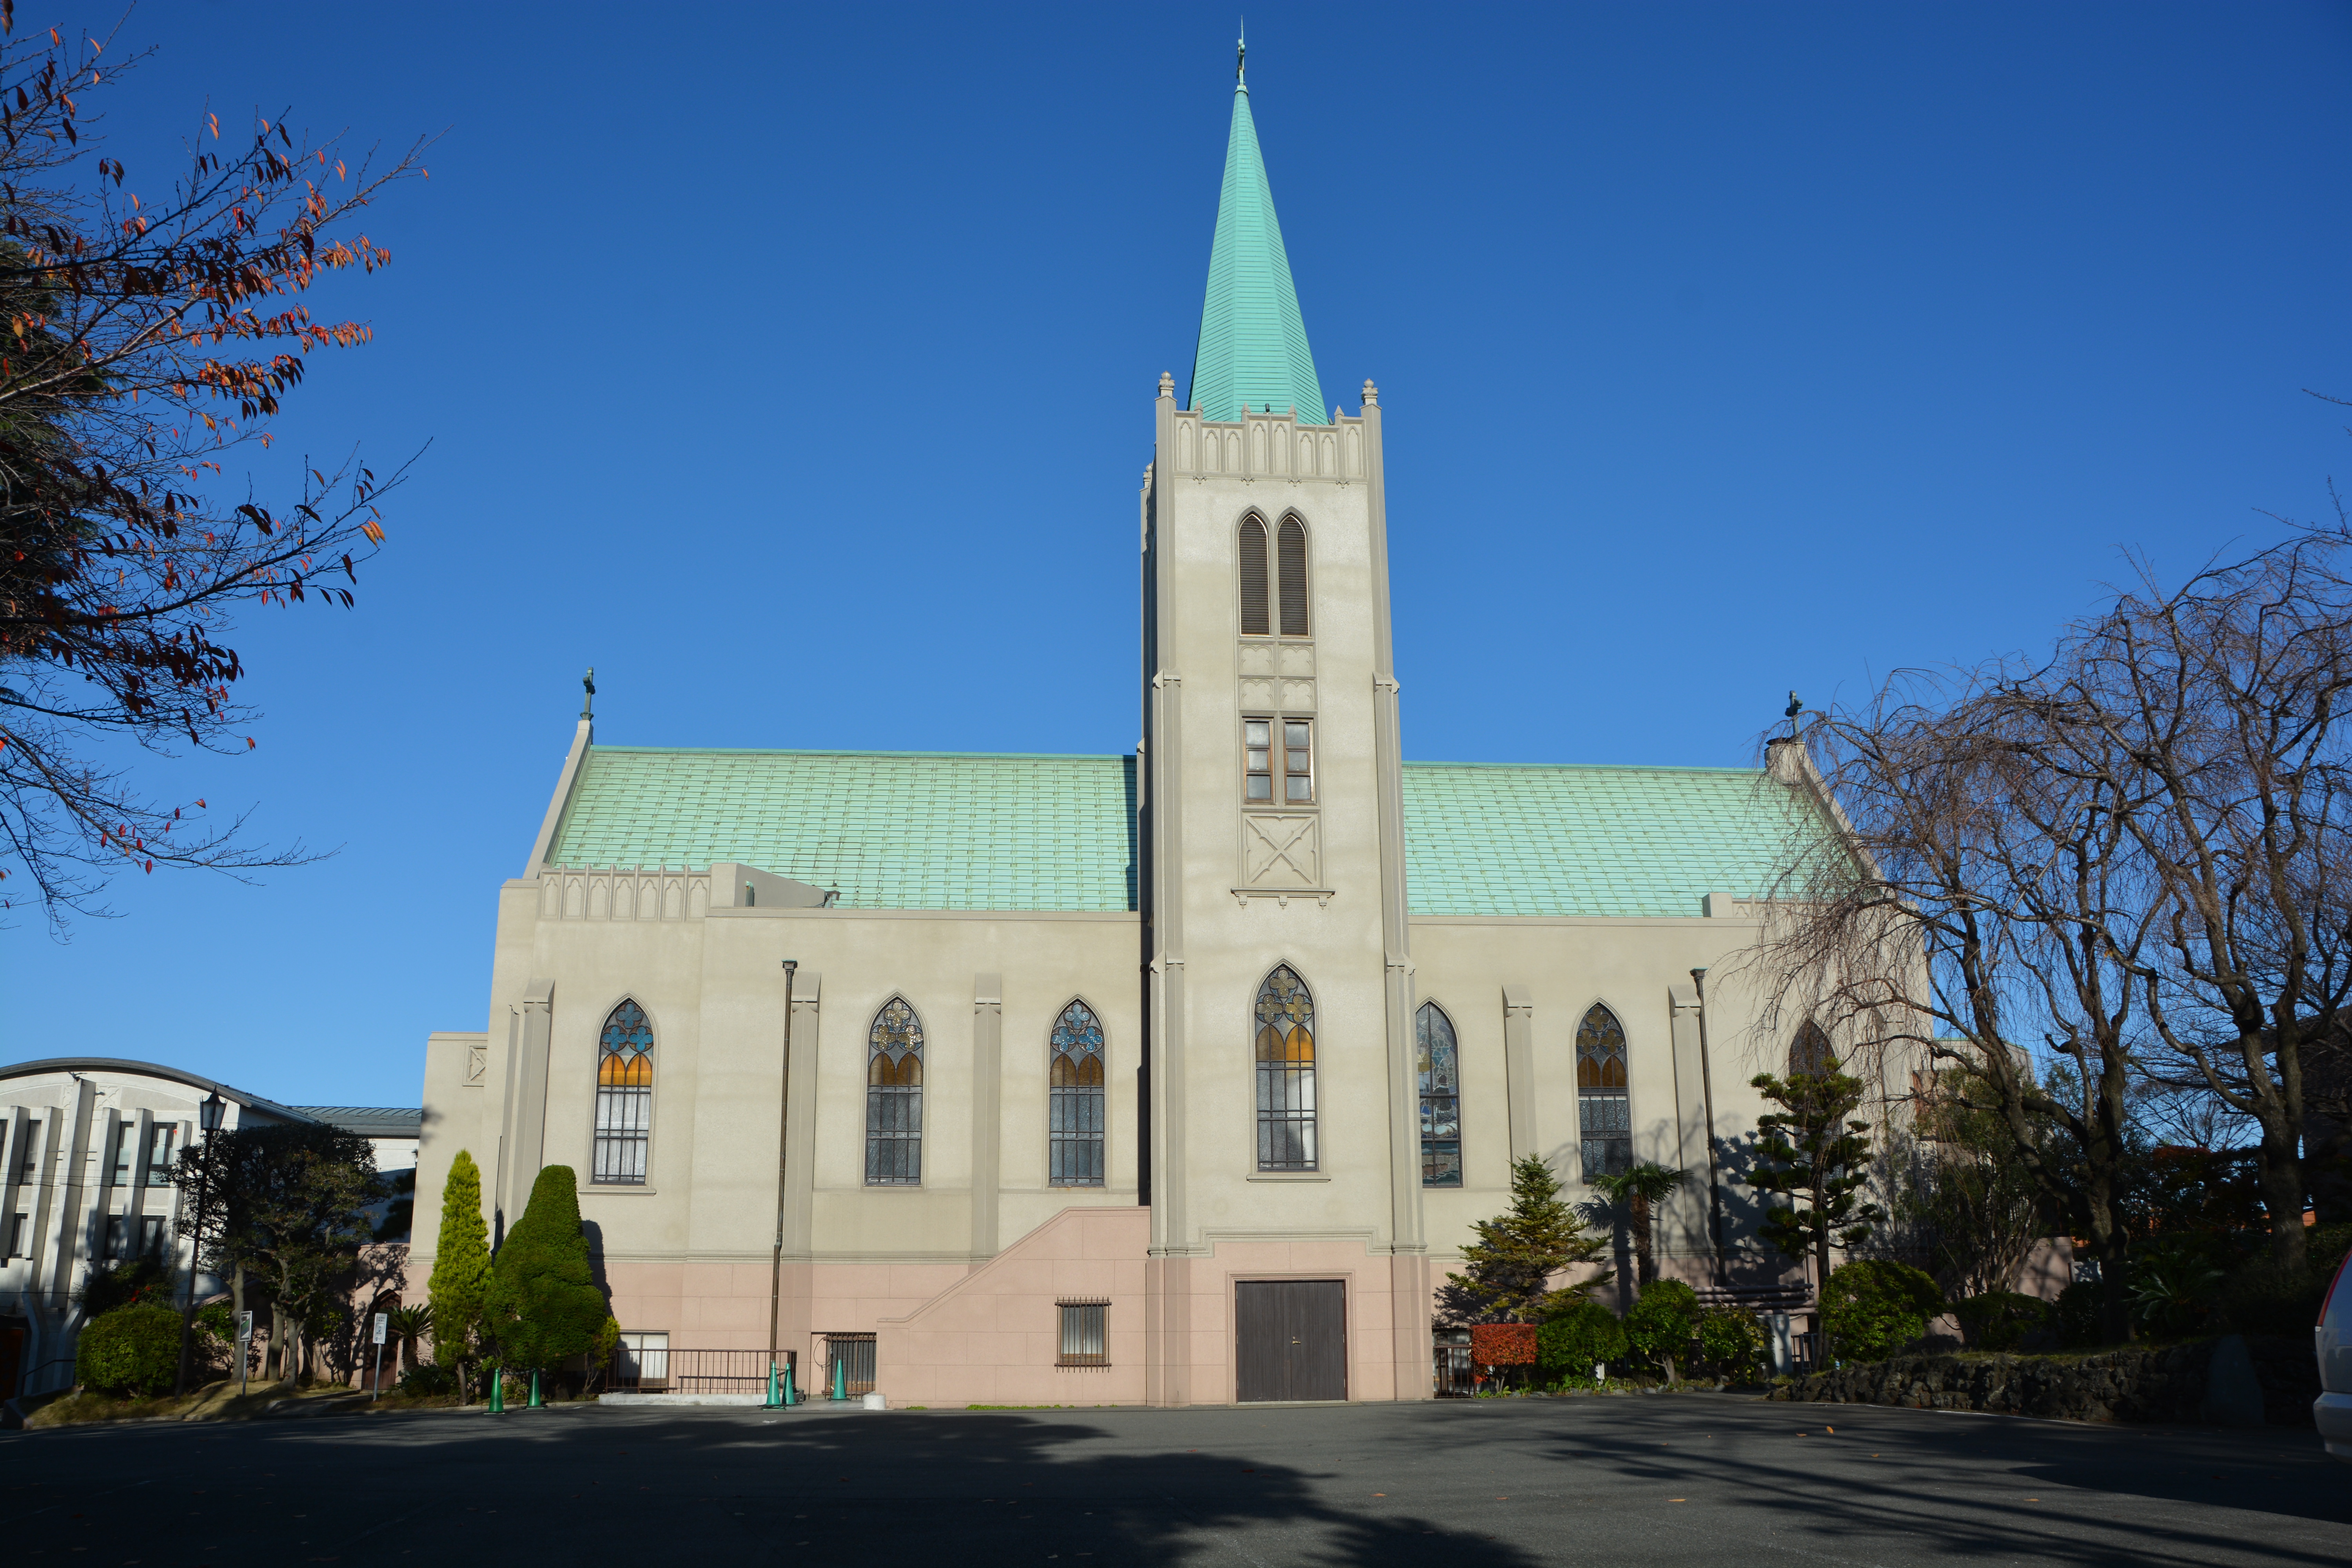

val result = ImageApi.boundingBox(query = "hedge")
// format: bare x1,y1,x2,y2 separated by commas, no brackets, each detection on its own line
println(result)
77,1303,182,1396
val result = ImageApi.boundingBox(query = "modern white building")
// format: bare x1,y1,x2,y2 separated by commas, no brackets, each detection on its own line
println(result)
411,56,1870,1408
0,1058,418,1402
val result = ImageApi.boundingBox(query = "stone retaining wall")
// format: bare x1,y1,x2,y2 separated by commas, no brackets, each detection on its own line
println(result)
1766,1334,2318,1428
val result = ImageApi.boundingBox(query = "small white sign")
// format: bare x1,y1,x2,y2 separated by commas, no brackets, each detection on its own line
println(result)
372,1312,388,1346
236,1310,254,1343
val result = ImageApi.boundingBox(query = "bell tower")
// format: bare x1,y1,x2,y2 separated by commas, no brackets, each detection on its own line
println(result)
1137,41,1428,1405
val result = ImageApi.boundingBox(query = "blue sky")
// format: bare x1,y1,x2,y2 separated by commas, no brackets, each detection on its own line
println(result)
9,2,2350,1107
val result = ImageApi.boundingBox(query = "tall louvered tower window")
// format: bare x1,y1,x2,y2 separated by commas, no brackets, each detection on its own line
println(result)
1417,1002,1462,1186
593,1000,655,1185
1277,515,1309,635
1049,999,1107,1186
866,998,925,1185
1254,966,1317,1171
1575,1003,1632,1180
1239,515,1270,635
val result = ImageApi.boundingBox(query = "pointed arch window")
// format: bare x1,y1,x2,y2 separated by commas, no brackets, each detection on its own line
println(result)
1239,517,1270,635
866,998,925,1186
1254,966,1317,1171
1277,516,1309,636
1789,1021,1837,1077
1575,1002,1631,1181
1417,1002,1461,1187
1049,1000,1107,1187
593,1000,655,1185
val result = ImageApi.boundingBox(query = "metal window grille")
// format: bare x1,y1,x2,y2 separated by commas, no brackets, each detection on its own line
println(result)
1049,1000,1106,1186
144,1125,176,1187
1254,966,1317,1172
1058,1302,1107,1366
1576,1003,1632,1180
1277,517,1309,635
866,999,924,1185
594,1000,654,1185
1417,1002,1462,1187
822,1332,877,1396
613,1332,670,1390
1238,517,1270,635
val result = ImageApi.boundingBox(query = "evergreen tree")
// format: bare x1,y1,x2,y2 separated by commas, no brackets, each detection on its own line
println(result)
1437,1155,1613,1325
484,1165,608,1377
426,1150,490,1390
1746,1067,1884,1301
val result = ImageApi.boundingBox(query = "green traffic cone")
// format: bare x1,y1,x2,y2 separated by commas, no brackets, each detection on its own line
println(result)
487,1365,504,1413
529,1369,544,1408
831,1356,848,1402
783,1362,797,1406
765,1363,781,1408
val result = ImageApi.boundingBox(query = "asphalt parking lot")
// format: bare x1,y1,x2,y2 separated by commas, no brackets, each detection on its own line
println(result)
4,1392,2346,1566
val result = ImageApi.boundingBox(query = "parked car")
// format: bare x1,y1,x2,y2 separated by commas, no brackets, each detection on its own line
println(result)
2319,1247,2352,1462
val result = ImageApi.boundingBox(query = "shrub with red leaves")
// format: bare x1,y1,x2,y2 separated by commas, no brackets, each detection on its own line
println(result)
1470,1322,1537,1367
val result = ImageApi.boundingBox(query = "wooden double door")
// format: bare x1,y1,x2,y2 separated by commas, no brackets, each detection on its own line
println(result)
1234,1280,1347,1403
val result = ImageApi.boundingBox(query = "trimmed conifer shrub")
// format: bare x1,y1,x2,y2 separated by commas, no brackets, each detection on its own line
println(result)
1623,1278,1702,1381
427,1149,490,1377
76,1303,182,1395
485,1165,608,1374
1822,1259,1944,1361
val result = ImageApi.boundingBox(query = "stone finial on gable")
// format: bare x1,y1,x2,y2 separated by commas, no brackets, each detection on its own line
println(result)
1158,372,1176,401
1361,379,1379,408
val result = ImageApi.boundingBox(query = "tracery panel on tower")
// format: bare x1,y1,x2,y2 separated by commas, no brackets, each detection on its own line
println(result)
866,997,925,1186
593,999,654,1185
1575,1002,1631,1181
1416,1002,1461,1187
1049,999,1106,1187
1254,965,1317,1171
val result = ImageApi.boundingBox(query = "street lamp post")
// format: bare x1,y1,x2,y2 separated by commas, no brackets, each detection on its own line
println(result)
173,1091,227,1397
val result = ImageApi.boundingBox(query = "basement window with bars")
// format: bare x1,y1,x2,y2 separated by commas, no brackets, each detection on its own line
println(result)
1058,1301,1108,1367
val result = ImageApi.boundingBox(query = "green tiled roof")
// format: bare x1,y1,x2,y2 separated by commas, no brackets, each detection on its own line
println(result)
546,747,1808,920
548,748,1138,913
1403,762,1802,918
1188,74,1326,424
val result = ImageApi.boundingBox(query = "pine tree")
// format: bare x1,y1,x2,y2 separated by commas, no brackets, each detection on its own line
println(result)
1746,1067,1884,1296
1436,1154,1613,1325
484,1165,608,1376
426,1150,490,1390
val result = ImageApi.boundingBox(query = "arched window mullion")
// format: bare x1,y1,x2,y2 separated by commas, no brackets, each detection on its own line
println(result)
593,1000,654,1186
1049,1000,1106,1187
1254,966,1317,1171
1416,1002,1461,1187
866,997,925,1186
1575,1003,1631,1181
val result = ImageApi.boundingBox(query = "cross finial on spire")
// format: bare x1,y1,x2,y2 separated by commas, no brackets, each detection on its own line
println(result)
1236,20,1246,87
582,666,597,720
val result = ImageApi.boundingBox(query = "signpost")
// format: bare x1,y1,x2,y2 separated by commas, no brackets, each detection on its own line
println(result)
235,1311,253,1398
371,1312,388,1401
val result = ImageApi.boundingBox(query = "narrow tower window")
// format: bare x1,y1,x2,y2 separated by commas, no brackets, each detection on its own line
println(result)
1575,1003,1632,1180
1277,517,1309,635
1254,965,1317,1171
1239,517,1270,635
593,1000,655,1185
866,997,925,1185
1417,1002,1462,1187
1049,999,1107,1187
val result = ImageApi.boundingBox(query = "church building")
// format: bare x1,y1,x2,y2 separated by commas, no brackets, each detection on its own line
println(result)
411,54,1839,1407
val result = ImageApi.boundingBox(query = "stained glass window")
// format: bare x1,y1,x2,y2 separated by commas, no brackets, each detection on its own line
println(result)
593,1000,655,1185
1239,517,1270,635
1049,999,1106,1187
1575,1002,1631,1181
867,997,925,1185
1417,1002,1461,1187
1254,966,1317,1171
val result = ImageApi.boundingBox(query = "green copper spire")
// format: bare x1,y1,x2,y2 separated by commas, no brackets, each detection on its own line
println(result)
1187,40,1327,424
